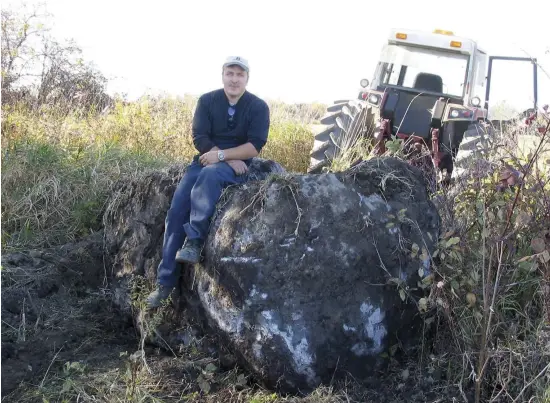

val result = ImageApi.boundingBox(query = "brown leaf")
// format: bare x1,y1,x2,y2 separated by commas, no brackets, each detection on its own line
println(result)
442,230,455,239
466,292,476,307
514,211,531,227
531,238,546,254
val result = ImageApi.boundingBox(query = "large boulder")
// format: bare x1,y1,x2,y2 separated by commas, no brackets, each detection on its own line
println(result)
104,157,440,393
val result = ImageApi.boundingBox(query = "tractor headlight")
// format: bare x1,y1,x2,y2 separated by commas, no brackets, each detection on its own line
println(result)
368,94,380,105
471,96,481,107
360,78,370,88
451,109,460,118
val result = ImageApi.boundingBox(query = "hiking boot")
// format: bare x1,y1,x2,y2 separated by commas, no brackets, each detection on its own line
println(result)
146,285,174,309
175,239,203,264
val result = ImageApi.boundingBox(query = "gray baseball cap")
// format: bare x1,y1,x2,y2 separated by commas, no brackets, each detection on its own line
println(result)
223,56,249,72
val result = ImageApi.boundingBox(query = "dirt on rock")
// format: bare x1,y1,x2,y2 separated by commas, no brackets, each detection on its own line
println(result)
103,157,442,394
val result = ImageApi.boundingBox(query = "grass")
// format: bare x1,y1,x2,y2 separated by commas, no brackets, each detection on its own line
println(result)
1,96,318,250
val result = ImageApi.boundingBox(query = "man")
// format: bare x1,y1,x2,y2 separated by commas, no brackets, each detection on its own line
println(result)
146,56,270,308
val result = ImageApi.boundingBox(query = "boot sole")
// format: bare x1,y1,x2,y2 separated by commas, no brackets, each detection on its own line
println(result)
175,255,200,264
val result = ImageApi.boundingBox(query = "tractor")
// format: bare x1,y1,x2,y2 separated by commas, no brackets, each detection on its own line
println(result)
308,28,539,182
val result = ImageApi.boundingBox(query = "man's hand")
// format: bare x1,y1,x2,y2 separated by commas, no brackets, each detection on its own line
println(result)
199,150,219,166
227,160,248,175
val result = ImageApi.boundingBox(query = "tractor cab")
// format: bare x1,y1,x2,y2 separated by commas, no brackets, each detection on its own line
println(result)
355,29,490,178
359,29,487,137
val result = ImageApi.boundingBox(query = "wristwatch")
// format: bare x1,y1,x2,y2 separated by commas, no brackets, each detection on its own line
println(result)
217,150,225,161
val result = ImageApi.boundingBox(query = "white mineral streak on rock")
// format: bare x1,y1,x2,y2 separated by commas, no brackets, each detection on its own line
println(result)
246,285,267,305
280,237,296,248
350,302,387,355
220,256,262,263
233,228,254,252
197,276,243,335
357,192,387,211
343,324,357,332
252,342,262,359
319,175,352,215
259,310,317,385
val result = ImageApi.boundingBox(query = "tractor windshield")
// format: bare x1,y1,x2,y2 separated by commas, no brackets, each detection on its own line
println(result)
377,44,469,98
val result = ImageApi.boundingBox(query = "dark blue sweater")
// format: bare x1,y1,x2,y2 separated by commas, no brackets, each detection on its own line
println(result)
192,89,270,164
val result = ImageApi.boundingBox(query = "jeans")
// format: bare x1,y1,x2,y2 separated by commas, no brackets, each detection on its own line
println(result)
156,160,248,287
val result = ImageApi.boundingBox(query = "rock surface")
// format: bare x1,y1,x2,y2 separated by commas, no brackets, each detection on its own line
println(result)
104,157,440,393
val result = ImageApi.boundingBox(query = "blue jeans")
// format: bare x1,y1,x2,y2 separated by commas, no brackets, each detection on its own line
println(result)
157,160,248,287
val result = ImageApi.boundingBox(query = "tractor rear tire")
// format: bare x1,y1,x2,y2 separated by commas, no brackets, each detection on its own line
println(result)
308,100,374,173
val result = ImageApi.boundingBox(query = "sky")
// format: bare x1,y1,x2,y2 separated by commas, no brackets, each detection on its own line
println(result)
6,0,550,116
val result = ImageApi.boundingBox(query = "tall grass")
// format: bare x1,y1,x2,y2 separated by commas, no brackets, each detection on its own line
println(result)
431,120,550,402
1,96,319,250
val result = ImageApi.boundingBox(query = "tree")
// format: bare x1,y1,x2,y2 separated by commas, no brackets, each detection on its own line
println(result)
1,2,111,110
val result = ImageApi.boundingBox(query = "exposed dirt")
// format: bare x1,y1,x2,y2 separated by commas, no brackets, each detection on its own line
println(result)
1,232,136,400
0,252,469,402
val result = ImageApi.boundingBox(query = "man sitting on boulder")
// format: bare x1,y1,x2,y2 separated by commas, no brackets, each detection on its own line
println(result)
147,56,271,308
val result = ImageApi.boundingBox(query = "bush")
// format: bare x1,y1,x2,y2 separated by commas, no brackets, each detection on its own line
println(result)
415,118,549,402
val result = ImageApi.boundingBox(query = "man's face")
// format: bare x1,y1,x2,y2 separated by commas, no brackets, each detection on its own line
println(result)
222,65,248,98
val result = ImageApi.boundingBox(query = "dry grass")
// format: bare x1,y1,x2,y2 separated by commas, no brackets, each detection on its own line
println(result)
1,97,318,250
19,356,356,403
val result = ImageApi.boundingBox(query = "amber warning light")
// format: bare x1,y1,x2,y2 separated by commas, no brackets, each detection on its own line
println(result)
434,29,455,35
